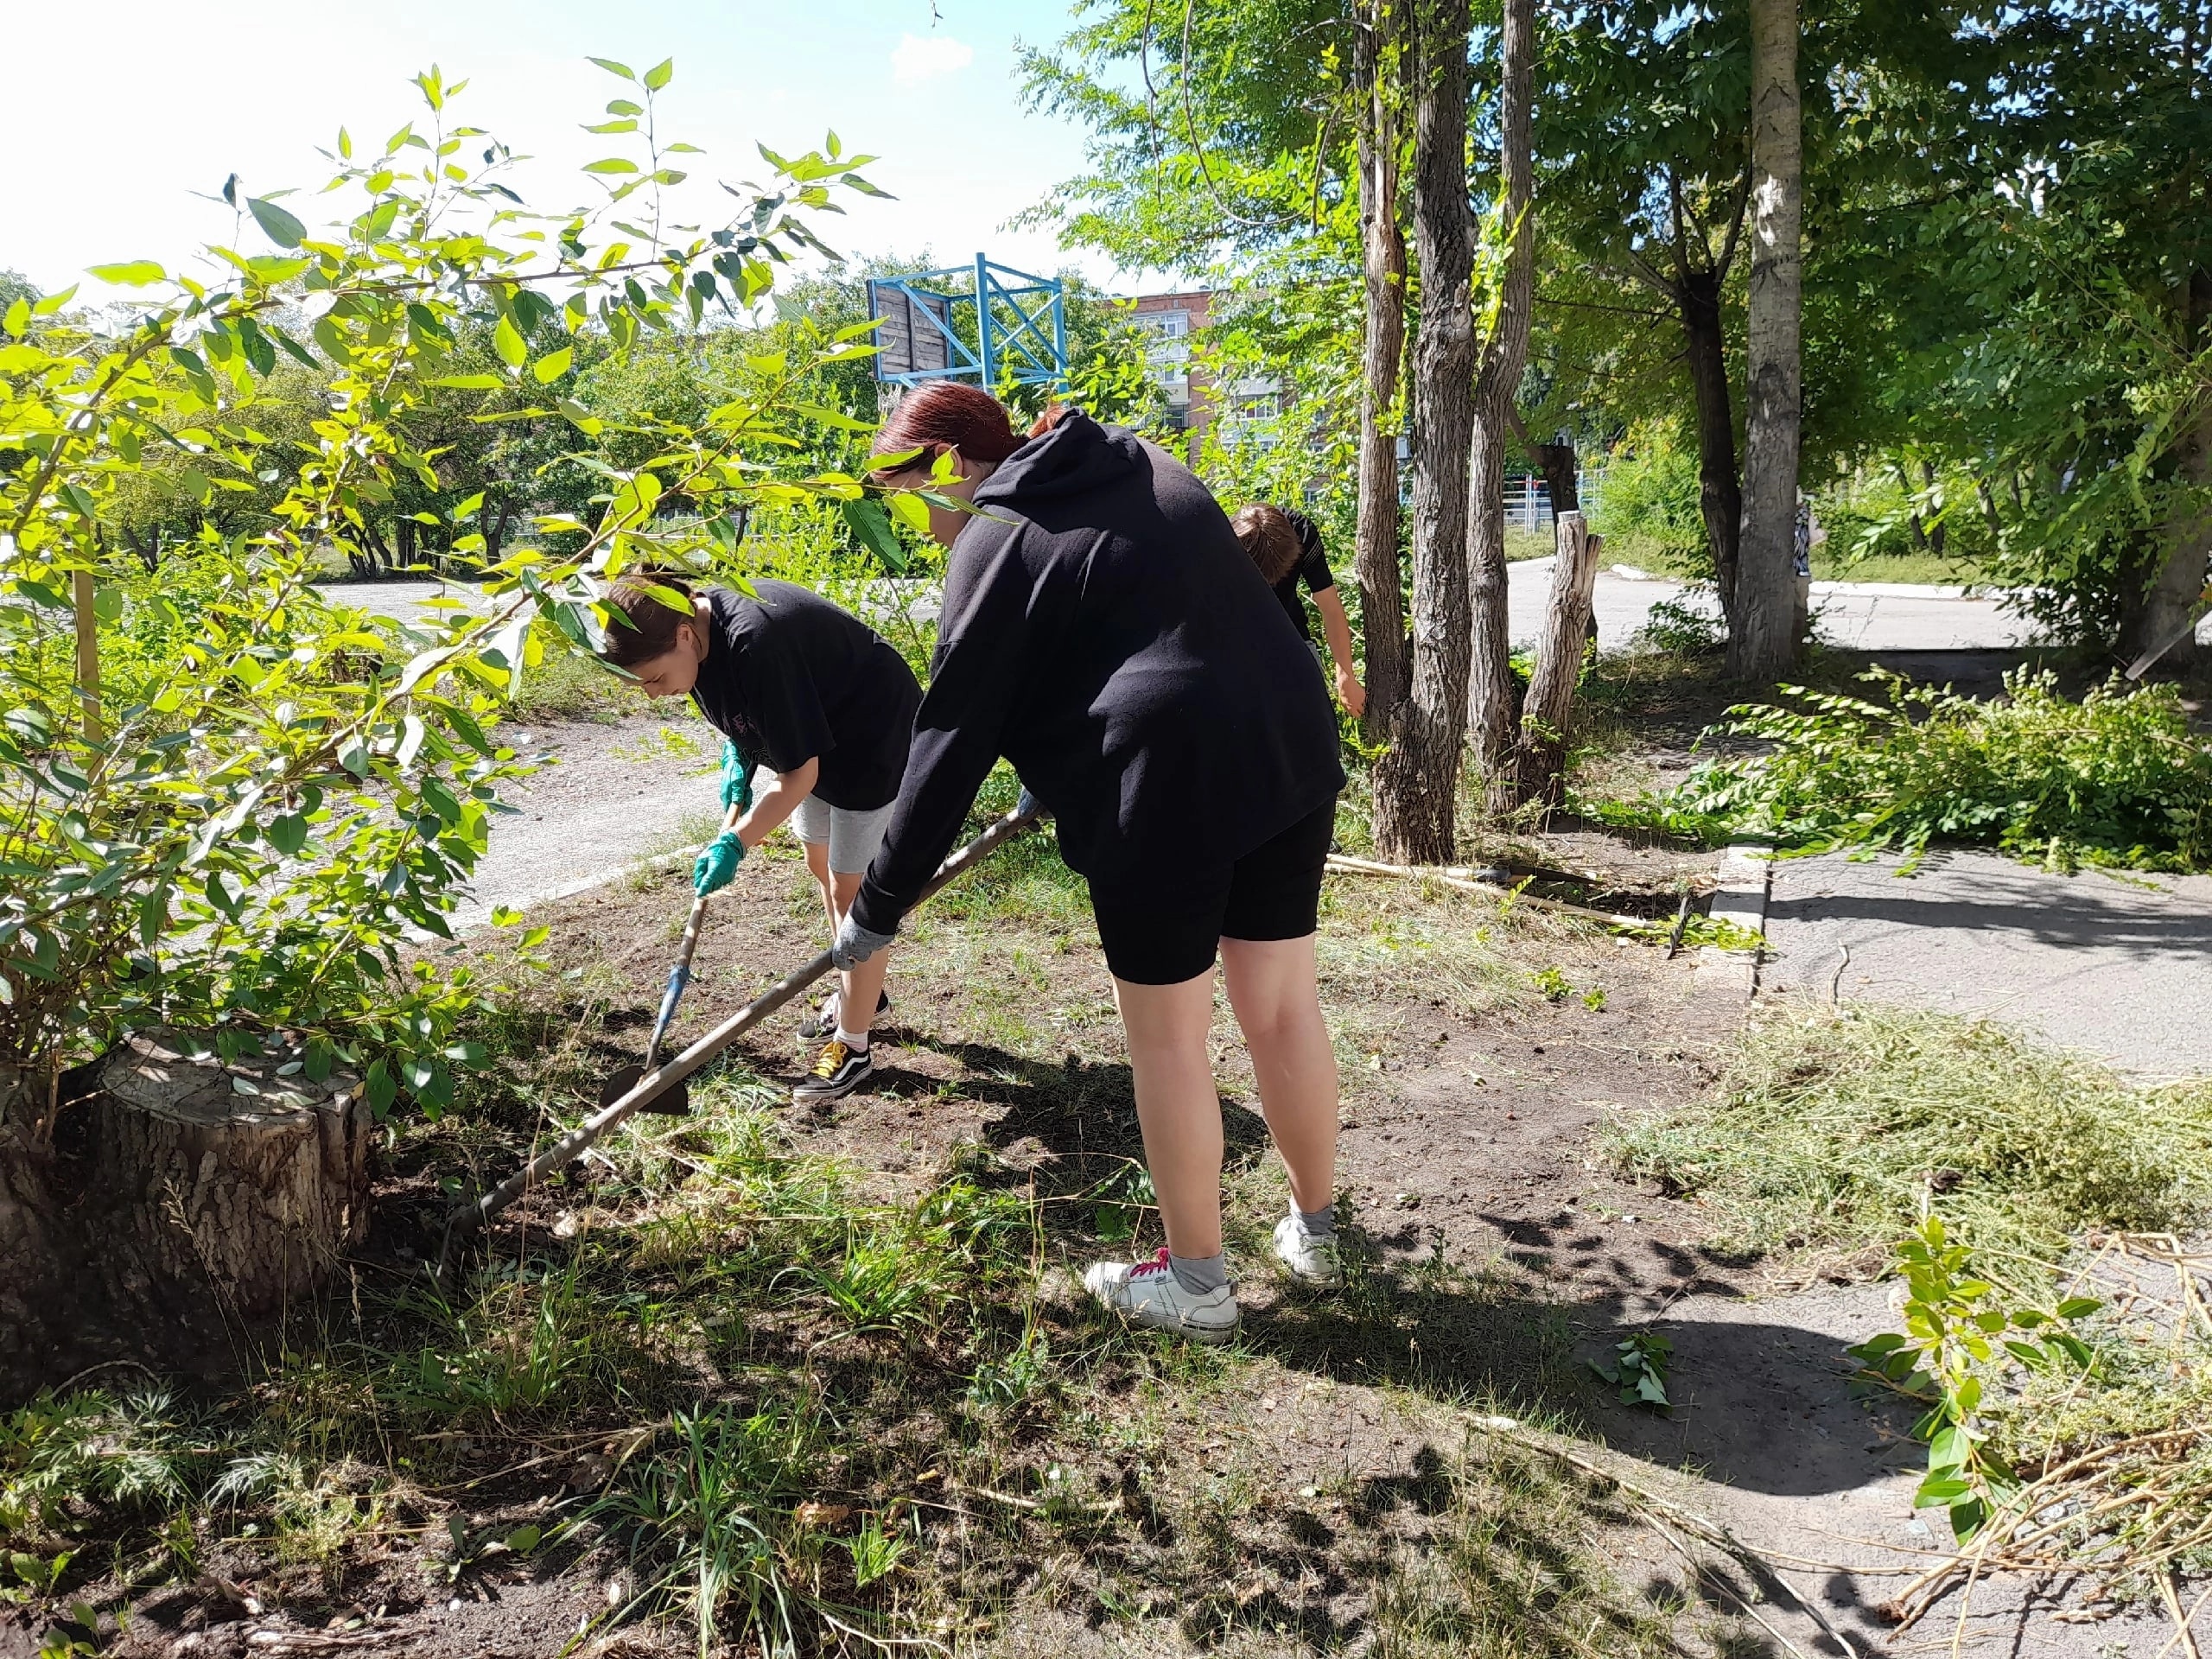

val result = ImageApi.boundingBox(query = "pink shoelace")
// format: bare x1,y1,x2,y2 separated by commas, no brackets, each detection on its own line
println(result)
1128,1248,1173,1280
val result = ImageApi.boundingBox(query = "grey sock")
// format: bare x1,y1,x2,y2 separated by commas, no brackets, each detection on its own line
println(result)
1294,1204,1336,1240
1167,1251,1229,1296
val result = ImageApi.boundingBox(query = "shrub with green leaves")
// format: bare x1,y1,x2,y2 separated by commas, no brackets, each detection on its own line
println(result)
0,60,891,1128
1607,1007,2212,1273
1671,668,2212,871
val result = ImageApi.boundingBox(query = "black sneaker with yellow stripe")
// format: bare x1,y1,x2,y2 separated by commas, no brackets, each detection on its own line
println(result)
793,1038,873,1103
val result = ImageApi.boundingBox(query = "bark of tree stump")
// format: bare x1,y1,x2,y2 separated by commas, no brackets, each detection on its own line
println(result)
92,1028,370,1319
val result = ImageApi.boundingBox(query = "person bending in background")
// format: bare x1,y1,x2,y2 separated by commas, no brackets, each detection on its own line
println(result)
596,573,922,1103
836,381,1347,1345
1230,502,1366,719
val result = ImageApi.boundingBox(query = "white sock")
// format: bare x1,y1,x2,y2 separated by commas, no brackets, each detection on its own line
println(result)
835,1027,869,1052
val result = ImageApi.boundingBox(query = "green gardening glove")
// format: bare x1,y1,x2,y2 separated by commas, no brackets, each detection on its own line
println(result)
719,740,755,813
693,830,745,895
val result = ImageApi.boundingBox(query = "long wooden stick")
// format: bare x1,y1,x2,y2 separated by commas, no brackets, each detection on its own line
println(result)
438,804,1041,1269
1325,852,1650,928
73,568,102,744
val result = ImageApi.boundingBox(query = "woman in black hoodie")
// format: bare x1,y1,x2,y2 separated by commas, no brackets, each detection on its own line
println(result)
833,382,1346,1344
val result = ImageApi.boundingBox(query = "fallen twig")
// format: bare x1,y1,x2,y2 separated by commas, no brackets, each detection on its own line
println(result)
2160,1573,2207,1659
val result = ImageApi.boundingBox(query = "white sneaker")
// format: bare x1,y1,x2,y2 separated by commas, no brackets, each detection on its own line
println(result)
1273,1215,1344,1287
1084,1249,1241,1344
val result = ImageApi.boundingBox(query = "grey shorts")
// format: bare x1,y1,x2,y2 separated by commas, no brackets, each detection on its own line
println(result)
791,795,895,874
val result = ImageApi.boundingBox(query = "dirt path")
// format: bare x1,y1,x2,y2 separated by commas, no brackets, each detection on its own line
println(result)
449,710,721,930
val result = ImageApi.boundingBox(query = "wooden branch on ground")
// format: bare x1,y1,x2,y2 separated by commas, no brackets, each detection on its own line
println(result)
1325,853,1648,928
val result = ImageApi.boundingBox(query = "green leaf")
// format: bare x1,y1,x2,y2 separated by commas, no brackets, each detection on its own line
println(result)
492,315,527,368
247,197,307,249
364,1059,397,1116
1948,1497,1988,1543
504,1524,542,1555
269,814,309,856
587,56,635,79
643,58,674,90
582,157,640,175
87,260,166,286
842,497,907,574
1915,1472,1973,1506
531,346,574,384
2,298,28,339
2055,1297,2102,1319
429,373,505,390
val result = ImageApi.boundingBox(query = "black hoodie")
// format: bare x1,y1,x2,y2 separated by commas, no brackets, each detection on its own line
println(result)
850,413,1343,936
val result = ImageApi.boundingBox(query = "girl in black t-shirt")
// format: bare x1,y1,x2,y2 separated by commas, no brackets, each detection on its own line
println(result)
1230,503,1366,719
597,575,921,1103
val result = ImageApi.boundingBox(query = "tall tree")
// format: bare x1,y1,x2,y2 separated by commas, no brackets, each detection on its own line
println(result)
1538,1,1752,608
1353,0,1412,737
1374,0,1477,861
1466,0,1539,800
1730,0,1806,678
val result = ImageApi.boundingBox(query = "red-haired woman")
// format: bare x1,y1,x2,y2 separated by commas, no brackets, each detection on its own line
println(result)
832,381,1346,1344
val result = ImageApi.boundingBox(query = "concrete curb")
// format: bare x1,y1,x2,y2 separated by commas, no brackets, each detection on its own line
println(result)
1695,842,1773,1001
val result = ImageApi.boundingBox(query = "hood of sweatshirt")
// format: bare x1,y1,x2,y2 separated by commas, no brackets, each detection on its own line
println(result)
971,411,1142,511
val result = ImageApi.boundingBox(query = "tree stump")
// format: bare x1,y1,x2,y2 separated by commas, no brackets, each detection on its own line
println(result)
92,1028,371,1318
1515,512,1604,804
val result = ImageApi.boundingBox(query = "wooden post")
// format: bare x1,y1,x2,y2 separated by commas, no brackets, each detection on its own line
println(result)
72,569,101,744
1514,511,1603,805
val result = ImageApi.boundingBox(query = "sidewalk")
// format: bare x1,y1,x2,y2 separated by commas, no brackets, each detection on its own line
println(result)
1758,849,2212,1078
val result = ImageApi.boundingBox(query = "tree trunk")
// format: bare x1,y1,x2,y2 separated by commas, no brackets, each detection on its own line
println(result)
95,1030,372,1314
1373,0,1477,865
1528,435,1580,517
0,1031,368,1404
1921,459,1947,558
1465,0,1539,812
2121,269,2211,674
1729,0,1806,681
1355,0,1411,742
1516,512,1604,804
1681,268,1745,614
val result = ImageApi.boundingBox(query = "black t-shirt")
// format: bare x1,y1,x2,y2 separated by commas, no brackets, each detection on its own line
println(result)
688,581,922,811
1270,509,1337,641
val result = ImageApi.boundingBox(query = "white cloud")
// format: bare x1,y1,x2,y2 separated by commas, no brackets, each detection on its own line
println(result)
890,32,974,86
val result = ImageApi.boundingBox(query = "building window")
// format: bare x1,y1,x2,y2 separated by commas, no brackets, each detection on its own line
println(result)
1130,308,1192,394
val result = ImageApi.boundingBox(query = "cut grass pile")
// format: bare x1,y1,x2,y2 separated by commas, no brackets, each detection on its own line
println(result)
1612,1004,2212,1618
1606,1007,2212,1276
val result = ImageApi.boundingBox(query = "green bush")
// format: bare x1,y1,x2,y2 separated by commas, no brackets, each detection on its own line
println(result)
0,63,886,1125
1672,669,2212,870
1590,420,1707,575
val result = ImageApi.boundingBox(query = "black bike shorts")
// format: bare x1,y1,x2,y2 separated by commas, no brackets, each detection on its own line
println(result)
1087,798,1338,986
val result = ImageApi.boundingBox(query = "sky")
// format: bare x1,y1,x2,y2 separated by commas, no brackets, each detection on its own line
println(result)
0,0,1139,303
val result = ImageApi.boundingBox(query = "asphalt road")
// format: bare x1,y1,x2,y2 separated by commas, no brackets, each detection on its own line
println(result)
1760,849,2212,1079
321,562,2125,656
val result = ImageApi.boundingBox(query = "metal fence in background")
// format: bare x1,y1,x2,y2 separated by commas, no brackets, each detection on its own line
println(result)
1503,469,1607,533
